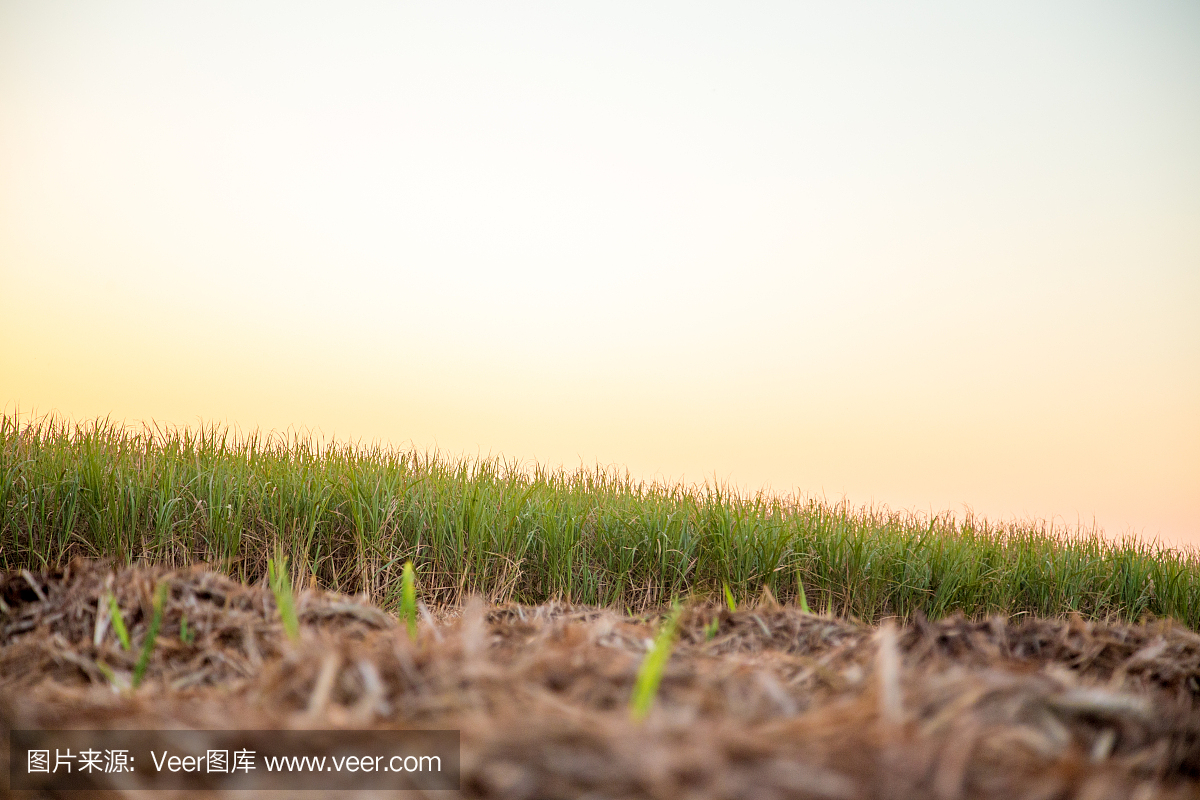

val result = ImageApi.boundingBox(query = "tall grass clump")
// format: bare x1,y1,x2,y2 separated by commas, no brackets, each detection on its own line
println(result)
3,411,1199,627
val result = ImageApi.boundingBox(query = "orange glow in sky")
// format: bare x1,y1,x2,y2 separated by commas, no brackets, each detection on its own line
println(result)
2,2,1197,546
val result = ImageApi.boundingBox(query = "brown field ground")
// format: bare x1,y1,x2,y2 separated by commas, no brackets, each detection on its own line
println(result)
2,561,1199,799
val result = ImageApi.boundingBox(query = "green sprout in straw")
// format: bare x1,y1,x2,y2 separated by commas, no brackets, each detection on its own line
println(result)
401,561,418,642
105,592,131,650
630,605,681,721
132,581,168,688
722,582,737,612
796,573,811,614
268,554,300,643
95,660,122,690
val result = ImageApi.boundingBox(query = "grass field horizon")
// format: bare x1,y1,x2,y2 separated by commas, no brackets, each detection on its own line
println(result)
3,411,1197,628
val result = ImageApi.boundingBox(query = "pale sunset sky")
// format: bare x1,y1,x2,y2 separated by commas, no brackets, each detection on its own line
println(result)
2,2,1197,546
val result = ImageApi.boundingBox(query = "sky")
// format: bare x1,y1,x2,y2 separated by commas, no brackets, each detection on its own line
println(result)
2,1,1198,547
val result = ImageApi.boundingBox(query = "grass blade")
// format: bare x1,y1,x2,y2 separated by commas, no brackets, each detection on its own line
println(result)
401,561,418,641
268,554,300,643
95,660,128,691
132,581,167,688
797,573,811,614
105,592,130,650
722,582,737,612
630,605,681,721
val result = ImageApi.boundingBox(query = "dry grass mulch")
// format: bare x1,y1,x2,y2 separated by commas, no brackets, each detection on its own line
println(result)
2,560,1199,799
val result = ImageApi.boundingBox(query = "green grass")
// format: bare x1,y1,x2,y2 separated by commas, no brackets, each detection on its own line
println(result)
105,591,131,650
132,580,167,688
2,412,1199,627
267,552,300,643
796,573,811,614
401,561,419,641
630,605,681,720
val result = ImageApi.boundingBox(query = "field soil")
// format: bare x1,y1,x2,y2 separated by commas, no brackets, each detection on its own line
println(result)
2,561,1199,799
